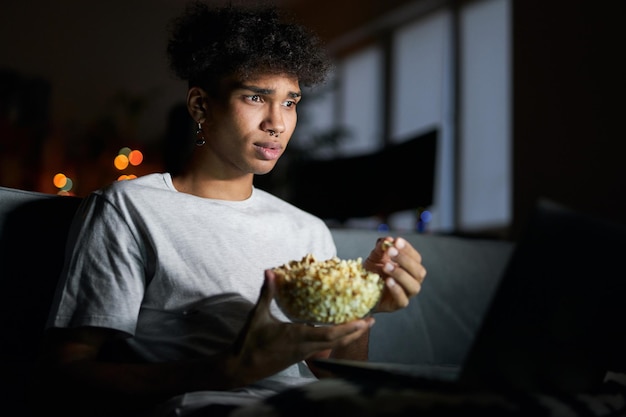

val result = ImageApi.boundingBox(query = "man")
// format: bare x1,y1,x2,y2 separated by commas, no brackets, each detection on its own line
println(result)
33,3,426,416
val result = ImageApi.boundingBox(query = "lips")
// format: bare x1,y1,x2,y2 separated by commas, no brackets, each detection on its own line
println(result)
253,141,283,160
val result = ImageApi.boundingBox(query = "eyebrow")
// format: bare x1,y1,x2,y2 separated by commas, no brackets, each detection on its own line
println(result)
238,83,302,99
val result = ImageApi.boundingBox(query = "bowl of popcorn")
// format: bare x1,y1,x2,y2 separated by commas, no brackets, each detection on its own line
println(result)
272,254,384,325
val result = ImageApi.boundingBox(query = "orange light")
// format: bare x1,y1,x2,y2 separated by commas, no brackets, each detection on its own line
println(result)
53,173,67,189
114,154,129,171
128,150,143,166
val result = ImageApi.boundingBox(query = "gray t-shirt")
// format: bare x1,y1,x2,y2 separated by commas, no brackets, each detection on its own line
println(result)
47,173,336,410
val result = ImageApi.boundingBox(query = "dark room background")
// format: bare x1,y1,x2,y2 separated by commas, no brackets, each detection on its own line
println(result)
1,0,624,240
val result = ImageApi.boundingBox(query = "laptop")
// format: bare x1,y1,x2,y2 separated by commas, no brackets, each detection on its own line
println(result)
314,199,626,395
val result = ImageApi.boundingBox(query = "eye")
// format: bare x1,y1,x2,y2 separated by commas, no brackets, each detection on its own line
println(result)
246,95,263,103
283,100,297,108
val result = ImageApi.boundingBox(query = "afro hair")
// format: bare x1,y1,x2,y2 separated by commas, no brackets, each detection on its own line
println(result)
167,1,332,90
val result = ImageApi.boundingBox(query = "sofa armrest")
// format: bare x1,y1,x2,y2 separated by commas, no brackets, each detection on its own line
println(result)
0,187,81,409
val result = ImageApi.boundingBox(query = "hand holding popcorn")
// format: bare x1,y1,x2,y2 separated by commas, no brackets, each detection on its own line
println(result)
364,237,426,313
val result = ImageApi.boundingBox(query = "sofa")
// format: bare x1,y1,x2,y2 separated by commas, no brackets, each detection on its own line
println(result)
1,185,624,417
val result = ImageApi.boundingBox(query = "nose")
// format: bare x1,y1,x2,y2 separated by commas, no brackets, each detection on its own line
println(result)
261,103,285,136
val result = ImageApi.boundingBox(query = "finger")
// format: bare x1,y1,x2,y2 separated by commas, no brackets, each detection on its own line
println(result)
382,261,423,298
332,317,374,348
295,318,373,356
370,237,411,271
386,238,426,284
374,237,395,256
232,271,277,353
304,318,371,344
390,238,422,266
364,237,394,272
381,265,423,301
384,277,410,309
385,259,426,290
387,268,422,299
258,270,277,310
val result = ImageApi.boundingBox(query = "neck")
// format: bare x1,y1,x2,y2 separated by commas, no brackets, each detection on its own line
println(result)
172,172,253,200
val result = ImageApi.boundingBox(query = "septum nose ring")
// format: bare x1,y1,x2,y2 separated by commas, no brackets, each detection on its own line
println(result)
268,130,279,137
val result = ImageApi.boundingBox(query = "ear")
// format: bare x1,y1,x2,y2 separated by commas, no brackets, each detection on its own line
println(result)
187,87,209,124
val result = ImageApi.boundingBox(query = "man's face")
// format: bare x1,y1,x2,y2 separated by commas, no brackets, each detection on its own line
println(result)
203,73,301,177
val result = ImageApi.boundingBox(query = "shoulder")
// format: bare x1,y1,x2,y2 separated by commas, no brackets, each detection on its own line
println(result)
92,173,174,204
75,173,176,222
98,173,171,195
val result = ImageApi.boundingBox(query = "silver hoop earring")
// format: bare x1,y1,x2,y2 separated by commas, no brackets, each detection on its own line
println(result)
195,122,206,146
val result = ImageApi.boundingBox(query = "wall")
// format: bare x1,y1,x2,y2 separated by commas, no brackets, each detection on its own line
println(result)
0,0,416,196
0,0,188,142
3,0,623,237
512,0,626,238
0,0,192,194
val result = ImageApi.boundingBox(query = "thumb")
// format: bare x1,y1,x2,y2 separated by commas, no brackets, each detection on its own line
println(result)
231,270,276,355
257,269,277,310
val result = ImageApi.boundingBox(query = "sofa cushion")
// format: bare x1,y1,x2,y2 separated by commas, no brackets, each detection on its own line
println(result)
331,229,515,369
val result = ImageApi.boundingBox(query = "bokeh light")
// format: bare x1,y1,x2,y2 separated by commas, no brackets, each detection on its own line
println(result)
118,147,132,157
53,173,67,189
61,178,74,192
115,146,144,181
114,154,129,171
53,172,73,194
117,174,138,181
128,150,143,166
416,207,432,233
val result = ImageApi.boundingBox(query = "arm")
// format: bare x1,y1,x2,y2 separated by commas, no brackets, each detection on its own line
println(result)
32,327,243,416
32,273,372,416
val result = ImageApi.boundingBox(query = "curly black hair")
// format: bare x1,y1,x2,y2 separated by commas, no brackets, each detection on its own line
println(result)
167,1,332,91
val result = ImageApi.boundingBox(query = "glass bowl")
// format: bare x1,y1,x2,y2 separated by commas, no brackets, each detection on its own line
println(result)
272,254,383,325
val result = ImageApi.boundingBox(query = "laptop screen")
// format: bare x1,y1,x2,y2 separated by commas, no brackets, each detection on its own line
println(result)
459,199,626,394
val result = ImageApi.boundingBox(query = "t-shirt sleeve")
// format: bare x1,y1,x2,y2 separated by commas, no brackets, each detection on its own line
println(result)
47,192,147,336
